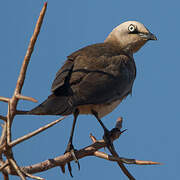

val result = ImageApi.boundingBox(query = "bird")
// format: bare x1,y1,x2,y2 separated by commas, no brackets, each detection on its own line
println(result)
18,21,157,176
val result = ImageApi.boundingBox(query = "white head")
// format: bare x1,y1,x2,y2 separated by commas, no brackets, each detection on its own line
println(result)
105,21,157,53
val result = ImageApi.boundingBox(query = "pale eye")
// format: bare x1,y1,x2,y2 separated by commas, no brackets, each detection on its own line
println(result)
128,24,136,32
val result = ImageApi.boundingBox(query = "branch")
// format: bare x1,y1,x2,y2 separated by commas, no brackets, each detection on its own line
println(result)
9,158,26,180
23,172,44,180
93,151,160,165
0,116,7,121
13,2,47,98
89,134,160,165
1,125,160,176
0,123,7,146
0,162,9,171
9,116,65,148
15,94,38,103
0,3,48,180
0,97,10,103
5,0,47,144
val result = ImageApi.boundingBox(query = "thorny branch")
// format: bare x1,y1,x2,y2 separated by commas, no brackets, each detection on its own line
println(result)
0,2,48,180
1,122,160,177
0,2,160,180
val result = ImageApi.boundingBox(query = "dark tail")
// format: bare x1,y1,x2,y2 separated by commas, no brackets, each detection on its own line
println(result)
17,94,73,116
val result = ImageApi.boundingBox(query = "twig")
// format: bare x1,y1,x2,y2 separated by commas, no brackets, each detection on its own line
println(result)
9,116,65,148
0,144,6,155
0,115,7,121
15,94,38,103
6,103,11,144
108,146,135,180
0,162,9,171
93,151,160,165
6,1,48,144
9,158,26,180
23,172,45,180
13,2,47,98
0,123,7,146
89,133,97,142
0,97,10,103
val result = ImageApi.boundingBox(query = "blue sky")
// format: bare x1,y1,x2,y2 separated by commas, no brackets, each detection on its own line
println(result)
0,0,179,179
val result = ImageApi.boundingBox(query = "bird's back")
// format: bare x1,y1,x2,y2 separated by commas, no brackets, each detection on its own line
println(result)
29,43,136,116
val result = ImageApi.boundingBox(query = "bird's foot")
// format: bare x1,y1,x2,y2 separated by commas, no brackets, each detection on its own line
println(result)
64,142,80,177
103,128,117,152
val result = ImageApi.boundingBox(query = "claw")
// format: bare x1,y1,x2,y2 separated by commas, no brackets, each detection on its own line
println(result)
65,142,80,177
70,149,80,170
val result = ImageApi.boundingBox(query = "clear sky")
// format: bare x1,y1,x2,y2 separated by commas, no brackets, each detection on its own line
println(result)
0,0,179,179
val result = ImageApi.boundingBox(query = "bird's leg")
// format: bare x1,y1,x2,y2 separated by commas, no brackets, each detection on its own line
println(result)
65,108,80,177
91,109,115,152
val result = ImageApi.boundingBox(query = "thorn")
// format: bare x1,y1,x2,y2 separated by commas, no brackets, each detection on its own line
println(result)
60,165,65,174
121,129,127,134
89,133,97,142
67,162,73,177
115,117,123,130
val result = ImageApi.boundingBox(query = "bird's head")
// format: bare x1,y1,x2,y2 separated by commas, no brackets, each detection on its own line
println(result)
105,21,157,53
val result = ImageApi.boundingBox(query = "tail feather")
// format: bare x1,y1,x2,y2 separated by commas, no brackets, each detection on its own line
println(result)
26,95,73,116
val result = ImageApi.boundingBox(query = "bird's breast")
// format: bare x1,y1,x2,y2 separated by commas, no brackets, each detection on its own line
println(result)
77,99,122,118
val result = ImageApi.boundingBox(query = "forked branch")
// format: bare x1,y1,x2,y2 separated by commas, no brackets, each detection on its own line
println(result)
1,120,160,177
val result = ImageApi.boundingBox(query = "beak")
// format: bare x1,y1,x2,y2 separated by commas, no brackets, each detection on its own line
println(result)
139,32,157,41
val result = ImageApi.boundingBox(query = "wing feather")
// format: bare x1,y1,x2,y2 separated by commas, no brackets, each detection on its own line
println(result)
51,43,136,106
